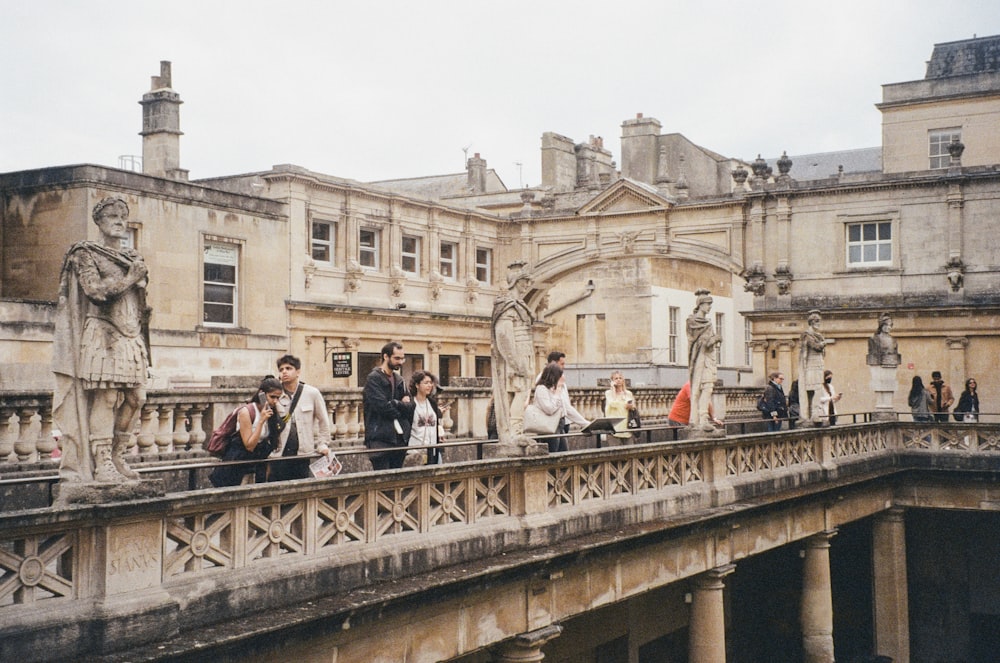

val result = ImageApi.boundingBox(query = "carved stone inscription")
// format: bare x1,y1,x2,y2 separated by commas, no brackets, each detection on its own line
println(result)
105,520,161,594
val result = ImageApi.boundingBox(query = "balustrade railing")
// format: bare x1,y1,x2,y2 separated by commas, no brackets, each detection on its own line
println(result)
1,386,765,468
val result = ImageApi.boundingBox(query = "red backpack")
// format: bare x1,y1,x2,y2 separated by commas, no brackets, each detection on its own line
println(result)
206,404,251,457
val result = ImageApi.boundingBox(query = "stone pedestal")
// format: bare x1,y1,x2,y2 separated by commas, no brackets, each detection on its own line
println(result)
491,624,563,662
483,440,549,459
869,365,898,421
53,479,166,506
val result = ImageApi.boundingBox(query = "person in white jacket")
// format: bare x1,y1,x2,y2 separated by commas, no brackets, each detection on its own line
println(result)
272,354,331,481
534,359,589,452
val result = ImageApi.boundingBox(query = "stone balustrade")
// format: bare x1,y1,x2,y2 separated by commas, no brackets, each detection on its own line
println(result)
1,420,997,661
0,386,762,467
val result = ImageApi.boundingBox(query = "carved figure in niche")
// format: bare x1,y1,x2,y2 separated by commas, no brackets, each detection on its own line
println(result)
685,289,723,432
798,310,835,424
866,312,900,367
491,262,535,446
53,197,151,483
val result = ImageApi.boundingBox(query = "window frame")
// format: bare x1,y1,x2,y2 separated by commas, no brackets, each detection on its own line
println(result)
475,247,492,284
439,241,458,280
838,212,900,272
202,239,241,328
311,219,335,265
359,228,380,271
668,306,679,364
401,234,421,275
929,127,961,170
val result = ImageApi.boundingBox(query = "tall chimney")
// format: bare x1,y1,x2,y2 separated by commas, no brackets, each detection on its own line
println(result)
139,61,188,180
467,152,487,194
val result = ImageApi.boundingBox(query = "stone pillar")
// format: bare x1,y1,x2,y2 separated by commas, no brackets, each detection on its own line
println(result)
428,341,442,377
689,564,735,663
870,365,899,421
775,340,795,387
464,343,478,378
872,508,910,662
801,530,836,663
946,336,969,391
490,624,563,662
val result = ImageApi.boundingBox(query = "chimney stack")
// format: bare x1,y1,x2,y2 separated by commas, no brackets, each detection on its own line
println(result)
139,61,188,180
467,152,487,194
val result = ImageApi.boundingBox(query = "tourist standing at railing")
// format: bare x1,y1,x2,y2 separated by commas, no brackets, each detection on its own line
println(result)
929,371,955,423
818,370,843,426
401,370,443,465
210,377,282,487
908,376,934,423
953,378,980,422
534,362,570,453
668,381,722,428
363,342,411,470
603,370,637,440
761,372,788,432
270,354,331,481
538,351,589,451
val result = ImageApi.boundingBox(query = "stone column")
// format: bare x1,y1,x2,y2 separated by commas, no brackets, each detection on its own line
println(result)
464,343,478,378
775,340,795,387
801,530,836,663
689,563,735,663
490,624,563,662
872,508,909,662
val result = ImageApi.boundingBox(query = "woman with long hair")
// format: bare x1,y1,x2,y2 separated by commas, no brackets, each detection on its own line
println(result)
534,362,566,452
604,370,637,440
908,375,933,423
954,378,980,422
210,376,282,487
402,370,444,465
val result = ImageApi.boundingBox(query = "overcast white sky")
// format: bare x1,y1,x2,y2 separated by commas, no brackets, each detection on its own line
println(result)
3,1,1000,189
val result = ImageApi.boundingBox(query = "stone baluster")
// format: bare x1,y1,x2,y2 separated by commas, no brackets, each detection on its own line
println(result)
187,405,207,452
0,407,15,463
347,402,362,440
334,402,350,441
14,407,38,462
324,399,335,446
35,405,57,460
155,406,173,454
172,404,191,450
137,405,158,456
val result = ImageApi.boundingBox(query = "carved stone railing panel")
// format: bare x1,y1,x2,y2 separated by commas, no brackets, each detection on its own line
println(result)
164,511,235,577
0,530,77,607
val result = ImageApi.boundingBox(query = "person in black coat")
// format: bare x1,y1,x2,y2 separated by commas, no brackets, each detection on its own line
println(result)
953,378,980,422
362,341,411,470
761,371,788,432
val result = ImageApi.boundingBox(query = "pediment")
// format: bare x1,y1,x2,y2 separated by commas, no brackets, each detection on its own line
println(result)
577,178,674,216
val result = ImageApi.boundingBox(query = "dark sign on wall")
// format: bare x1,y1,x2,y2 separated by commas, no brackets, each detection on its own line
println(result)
331,352,352,378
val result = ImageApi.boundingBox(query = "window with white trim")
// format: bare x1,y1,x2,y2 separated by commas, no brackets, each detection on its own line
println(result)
440,241,457,279
359,229,379,270
475,247,492,284
668,306,679,364
203,242,238,326
847,221,892,266
311,220,334,264
401,235,420,274
929,128,961,169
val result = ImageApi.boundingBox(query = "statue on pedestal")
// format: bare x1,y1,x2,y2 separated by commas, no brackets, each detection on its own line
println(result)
490,262,538,450
866,312,901,419
53,197,151,485
686,289,723,433
798,310,835,425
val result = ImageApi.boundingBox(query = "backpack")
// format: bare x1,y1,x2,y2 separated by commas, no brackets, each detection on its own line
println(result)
206,404,251,457
756,394,769,413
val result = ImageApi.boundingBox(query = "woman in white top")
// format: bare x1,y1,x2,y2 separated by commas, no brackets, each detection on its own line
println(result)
534,362,569,452
402,370,444,465
604,370,637,440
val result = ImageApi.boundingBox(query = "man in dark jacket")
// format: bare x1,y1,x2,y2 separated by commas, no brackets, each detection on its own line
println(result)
363,341,410,470
761,371,788,432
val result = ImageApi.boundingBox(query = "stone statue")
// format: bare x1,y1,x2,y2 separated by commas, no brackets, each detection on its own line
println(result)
53,197,151,484
867,312,901,420
798,310,834,425
866,312,900,367
491,262,536,448
686,289,722,432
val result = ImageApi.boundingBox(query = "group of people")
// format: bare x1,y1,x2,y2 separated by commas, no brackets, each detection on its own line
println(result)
908,371,980,423
759,369,843,431
209,354,331,487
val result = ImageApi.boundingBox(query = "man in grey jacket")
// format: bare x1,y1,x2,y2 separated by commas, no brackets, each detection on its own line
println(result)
271,354,331,481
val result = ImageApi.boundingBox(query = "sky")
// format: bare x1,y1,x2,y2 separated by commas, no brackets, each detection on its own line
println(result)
3,1,1000,190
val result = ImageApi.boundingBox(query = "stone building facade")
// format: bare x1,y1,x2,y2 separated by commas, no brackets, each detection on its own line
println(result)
3,36,1000,416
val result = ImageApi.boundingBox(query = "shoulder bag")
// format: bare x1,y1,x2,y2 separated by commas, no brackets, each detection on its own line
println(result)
524,402,561,435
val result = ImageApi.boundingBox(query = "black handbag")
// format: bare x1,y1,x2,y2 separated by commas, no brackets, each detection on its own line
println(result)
627,408,642,429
